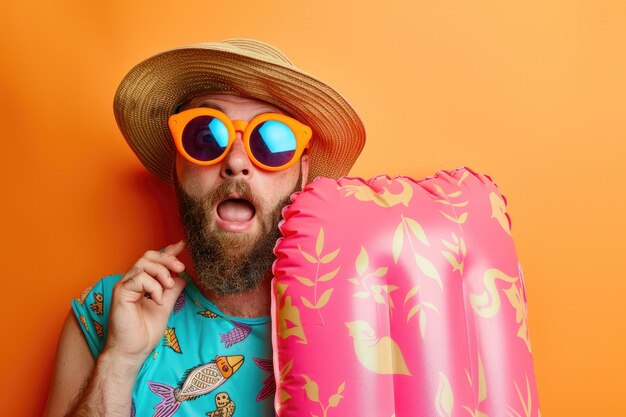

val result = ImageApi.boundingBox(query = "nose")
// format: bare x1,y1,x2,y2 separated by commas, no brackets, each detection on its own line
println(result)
219,130,253,179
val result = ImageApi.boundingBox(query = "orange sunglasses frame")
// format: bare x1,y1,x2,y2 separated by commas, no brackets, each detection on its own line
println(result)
168,107,312,172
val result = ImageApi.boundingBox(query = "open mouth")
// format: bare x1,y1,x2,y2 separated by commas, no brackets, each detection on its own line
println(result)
215,195,257,231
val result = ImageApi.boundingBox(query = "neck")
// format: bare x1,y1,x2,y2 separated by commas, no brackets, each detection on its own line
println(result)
178,247,272,318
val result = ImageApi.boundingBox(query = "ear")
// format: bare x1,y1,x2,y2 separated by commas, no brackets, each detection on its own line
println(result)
300,153,310,188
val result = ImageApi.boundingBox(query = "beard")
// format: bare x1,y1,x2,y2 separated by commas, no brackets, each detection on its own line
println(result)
174,173,302,295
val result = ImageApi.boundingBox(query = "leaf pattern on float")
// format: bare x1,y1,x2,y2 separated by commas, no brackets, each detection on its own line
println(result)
301,375,346,417
462,354,488,417
435,372,454,417
503,282,532,352
349,246,396,309
297,228,342,319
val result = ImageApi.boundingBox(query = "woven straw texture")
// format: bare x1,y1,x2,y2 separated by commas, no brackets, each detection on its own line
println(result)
113,39,366,183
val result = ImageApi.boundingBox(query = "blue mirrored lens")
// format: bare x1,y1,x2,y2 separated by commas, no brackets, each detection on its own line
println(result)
250,121,297,167
182,116,229,161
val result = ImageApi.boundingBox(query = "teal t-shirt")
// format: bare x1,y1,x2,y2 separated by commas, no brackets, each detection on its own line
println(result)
71,271,274,417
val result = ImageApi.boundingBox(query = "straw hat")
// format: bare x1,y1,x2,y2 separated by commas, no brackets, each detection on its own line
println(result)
113,38,366,184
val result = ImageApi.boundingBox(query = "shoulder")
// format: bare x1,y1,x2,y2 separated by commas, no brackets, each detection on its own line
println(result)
70,273,124,359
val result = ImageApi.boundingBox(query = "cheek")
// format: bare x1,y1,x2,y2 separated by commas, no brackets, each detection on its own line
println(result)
177,157,221,197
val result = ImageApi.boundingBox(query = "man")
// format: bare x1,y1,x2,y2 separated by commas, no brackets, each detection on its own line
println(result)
44,39,365,417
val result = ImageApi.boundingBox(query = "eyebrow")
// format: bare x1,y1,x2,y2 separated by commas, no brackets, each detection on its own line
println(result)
194,101,225,112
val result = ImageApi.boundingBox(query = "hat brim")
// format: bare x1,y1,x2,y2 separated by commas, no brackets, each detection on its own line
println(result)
113,42,366,184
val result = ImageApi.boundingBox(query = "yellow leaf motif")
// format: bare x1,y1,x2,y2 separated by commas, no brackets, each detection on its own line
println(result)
440,210,469,224
441,239,459,254
301,296,315,309
302,375,320,402
478,354,487,402
316,288,334,309
435,199,469,207
407,304,420,322
374,267,388,277
460,237,467,256
509,374,532,417
354,291,370,299
490,192,511,236
441,250,464,275
356,246,369,275
320,248,341,264
470,268,518,318
392,221,404,264
295,275,315,287
318,267,341,282
280,359,294,379
328,393,343,407
435,372,454,417
298,244,318,264
404,286,419,304
415,252,443,289
280,389,291,403
338,178,414,207
457,170,470,185
503,283,532,352
404,216,429,246
316,227,325,257
419,310,426,339
373,292,385,304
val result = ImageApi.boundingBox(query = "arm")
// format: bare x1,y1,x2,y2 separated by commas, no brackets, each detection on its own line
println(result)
43,310,95,417
44,310,142,417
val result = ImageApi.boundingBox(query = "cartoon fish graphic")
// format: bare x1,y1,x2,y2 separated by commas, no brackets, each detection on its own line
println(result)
90,293,103,315
220,321,251,348
164,327,182,354
252,357,275,402
93,320,104,340
77,286,92,305
79,315,88,332
174,292,185,314
148,355,244,417
198,310,218,318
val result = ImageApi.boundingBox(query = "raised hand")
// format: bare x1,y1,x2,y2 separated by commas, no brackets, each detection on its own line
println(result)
104,240,188,367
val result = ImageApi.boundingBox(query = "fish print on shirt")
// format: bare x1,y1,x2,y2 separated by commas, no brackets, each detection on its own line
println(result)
206,391,236,417
148,355,244,417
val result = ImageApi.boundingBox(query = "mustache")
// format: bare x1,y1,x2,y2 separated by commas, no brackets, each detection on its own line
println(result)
208,179,259,209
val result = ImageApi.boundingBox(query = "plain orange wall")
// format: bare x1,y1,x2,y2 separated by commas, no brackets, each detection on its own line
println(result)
1,1,624,415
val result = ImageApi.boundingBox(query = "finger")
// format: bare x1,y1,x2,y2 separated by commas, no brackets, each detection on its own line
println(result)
143,249,185,274
162,240,186,257
133,260,176,289
119,273,165,305
162,275,188,311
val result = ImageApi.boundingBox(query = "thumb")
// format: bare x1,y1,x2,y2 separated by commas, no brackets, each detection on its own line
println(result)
162,274,187,310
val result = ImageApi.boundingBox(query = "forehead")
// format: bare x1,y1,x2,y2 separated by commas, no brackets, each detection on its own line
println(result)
181,93,286,119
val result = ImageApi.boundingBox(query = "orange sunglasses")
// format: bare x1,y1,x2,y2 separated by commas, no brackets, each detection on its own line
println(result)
168,108,312,171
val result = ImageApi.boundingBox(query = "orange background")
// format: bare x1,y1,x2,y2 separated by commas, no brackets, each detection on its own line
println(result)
1,1,624,415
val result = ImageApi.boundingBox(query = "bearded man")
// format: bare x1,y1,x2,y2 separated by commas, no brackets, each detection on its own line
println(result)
44,39,365,417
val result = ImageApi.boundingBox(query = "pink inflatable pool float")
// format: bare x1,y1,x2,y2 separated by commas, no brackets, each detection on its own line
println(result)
271,167,540,417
